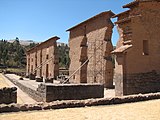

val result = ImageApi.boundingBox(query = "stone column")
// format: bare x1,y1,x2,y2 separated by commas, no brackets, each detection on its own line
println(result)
35,51,37,76
79,35,88,83
114,54,124,96
36,50,42,78
53,42,59,79
26,54,30,76
103,28,114,88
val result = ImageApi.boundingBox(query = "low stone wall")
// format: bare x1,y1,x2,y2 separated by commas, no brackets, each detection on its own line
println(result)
4,75,44,102
0,87,17,104
0,92,160,113
4,75,104,102
38,83,104,102
125,71,160,95
15,81,44,102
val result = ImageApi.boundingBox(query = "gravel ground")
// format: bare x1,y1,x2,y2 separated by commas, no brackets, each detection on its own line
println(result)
0,99,160,120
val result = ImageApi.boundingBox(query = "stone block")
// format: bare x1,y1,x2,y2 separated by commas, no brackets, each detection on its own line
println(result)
45,78,53,83
36,77,43,82
0,87,17,104
29,73,35,80
42,83,104,102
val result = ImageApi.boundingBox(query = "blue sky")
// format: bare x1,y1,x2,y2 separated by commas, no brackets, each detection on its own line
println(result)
0,0,132,45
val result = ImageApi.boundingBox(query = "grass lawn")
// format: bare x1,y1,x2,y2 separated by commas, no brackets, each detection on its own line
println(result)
6,68,25,73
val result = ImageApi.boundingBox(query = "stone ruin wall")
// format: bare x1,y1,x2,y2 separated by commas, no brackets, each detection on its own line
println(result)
86,17,114,86
26,37,59,80
5,75,104,102
39,40,59,79
69,30,84,83
0,87,17,104
124,1,160,95
69,12,114,87
39,83,104,102
114,0,160,96
125,71,160,95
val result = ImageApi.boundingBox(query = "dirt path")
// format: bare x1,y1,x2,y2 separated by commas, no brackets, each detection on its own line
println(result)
0,73,36,104
0,99,160,120
0,73,10,88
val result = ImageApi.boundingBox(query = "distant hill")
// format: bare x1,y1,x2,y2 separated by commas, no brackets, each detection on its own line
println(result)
7,39,35,46
7,39,68,47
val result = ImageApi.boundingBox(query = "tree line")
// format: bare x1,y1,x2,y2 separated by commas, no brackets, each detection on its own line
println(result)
0,38,26,68
58,44,70,69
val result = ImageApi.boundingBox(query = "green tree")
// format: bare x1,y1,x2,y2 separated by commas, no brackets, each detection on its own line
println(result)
58,44,70,69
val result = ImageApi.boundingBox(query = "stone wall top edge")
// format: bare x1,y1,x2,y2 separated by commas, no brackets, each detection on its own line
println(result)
26,36,60,54
66,11,114,31
42,83,104,87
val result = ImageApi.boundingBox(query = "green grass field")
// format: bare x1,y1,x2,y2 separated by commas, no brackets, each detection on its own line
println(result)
0,68,26,73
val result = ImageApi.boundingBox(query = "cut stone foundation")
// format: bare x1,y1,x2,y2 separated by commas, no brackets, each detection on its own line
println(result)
0,87,17,104
38,83,104,102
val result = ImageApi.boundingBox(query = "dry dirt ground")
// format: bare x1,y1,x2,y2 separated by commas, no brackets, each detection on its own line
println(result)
0,73,9,88
0,99,160,120
0,73,160,119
